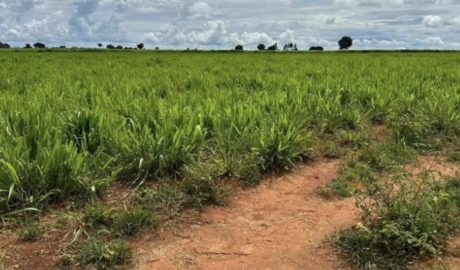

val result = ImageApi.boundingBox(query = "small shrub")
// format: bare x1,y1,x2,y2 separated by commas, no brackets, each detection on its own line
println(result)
317,178,355,199
323,142,340,158
332,173,460,269
358,142,417,172
18,221,44,241
113,207,159,237
136,187,184,214
337,130,369,150
180,162,230,207
448,151,460,162
77,239,132,270
82,204,115,228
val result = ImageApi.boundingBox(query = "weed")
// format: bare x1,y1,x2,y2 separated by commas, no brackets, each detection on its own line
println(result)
332,173,460,269
18,220,44,241
82,204,115,228
113,207,159,237
77,239,132,270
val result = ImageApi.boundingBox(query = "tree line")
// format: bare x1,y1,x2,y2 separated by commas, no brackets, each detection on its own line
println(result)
236,36,353,51
0,36,354,51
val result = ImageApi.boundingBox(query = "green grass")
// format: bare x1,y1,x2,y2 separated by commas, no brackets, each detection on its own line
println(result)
77,239,132,270
1,51,459,215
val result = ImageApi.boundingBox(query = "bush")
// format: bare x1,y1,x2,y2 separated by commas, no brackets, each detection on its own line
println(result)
323,142,340,158
332,173,460,269
113,207,159,237
82,204,115,228
309,46,324,51
357,142,417,172
18,220,44,241
77,239,132,270
180,162,230,207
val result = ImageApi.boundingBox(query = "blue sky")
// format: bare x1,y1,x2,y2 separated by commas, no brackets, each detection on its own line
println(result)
0,0,459,50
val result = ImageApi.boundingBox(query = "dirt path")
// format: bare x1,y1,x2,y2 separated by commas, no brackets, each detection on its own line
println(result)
132,160,358,270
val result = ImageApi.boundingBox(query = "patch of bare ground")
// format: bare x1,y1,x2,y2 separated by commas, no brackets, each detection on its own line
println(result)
132,160,358,270
406,155,460,179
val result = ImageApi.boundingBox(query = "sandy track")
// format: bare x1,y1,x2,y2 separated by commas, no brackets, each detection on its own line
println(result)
133,160,358,270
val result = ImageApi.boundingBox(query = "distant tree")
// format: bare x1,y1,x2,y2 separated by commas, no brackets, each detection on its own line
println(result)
267,43,278,51
155,47,159,50
59,45,66,49
283,43,295,51
24,43,33,49
137,43,144,50
98,43,103,48
116,45,123,49
257,44,266,50
235,45,243,51
309,46,324,51
294,44,298,51
106,44,115,49
338,36,353,50
0,42,11,49
33,42,46,49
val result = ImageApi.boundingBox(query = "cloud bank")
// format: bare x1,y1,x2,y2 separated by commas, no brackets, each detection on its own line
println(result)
0,0,459,49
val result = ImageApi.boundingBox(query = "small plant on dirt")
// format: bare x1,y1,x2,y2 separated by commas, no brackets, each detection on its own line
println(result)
136,187,185,216
18,220,44,241
448,151,460,163
113,207,159,237
337,130,369,150
323,142,340,158
180,162,230,207
77,239,132,270
332,172,460,270
317,178,355,200
317,159,375,200
233,152,263,187
82,204,115,228
358,142,417,173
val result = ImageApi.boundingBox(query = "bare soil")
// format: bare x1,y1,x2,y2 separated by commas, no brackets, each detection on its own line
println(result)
1,155,459,270
132,160,358,270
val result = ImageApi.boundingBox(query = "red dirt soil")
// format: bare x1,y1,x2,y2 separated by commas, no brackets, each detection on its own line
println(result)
132,160,358,270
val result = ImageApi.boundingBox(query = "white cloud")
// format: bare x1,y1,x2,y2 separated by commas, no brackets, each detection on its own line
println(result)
333,0,404,7
1,0,460,49
422,15,444,28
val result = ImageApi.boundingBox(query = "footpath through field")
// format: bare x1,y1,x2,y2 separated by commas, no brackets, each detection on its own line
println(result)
133,160,357,270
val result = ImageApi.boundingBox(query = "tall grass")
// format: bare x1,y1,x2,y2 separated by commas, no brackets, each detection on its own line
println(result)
1,51,460,215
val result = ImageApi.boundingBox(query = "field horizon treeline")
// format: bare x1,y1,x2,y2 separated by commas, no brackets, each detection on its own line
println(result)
4,35,455,52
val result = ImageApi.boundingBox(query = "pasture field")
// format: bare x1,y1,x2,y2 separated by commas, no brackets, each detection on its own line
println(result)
1,50,460,269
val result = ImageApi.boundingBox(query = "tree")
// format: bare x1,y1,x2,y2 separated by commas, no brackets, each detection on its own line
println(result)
155,47,159,50
338,36,353,50
257,44,266,51
98,43,103,48
309,46,324,51
59,45,66,49
116,45,123,49
267,43,278,51
33,42,46,49
235,45,243,51
283,43,296,51
0,42,11,49
106,44,115,49
137,43,144,50
24,43,33,49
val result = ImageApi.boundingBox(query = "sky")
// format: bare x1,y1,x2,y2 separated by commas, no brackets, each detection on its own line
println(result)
0,0,459,50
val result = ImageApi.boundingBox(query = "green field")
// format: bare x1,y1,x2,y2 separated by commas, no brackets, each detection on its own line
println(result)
1,51,460,269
